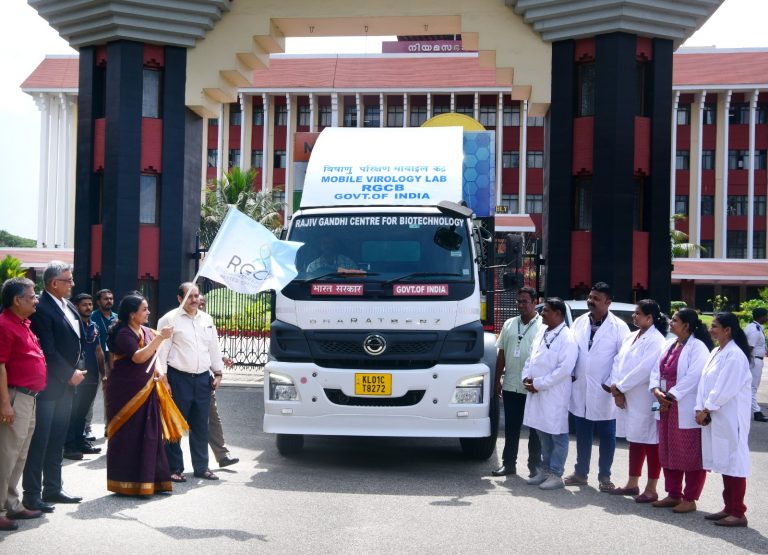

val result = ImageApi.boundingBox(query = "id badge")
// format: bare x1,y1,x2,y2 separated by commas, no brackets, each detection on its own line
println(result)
660,378,667,392
513,345,522,358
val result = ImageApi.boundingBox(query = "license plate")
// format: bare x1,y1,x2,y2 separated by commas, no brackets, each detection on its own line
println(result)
354,373,392,396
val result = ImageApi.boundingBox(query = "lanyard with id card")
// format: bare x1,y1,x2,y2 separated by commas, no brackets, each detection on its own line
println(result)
513,315,538,358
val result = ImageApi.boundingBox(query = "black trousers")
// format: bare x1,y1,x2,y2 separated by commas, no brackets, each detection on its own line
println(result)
501,390,542,472
65,379,99,449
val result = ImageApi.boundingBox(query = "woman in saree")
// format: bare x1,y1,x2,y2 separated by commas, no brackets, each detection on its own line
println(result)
105,294,174,495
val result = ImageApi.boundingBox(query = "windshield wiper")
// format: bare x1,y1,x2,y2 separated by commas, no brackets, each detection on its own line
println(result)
296,271,379,284
384,272,462,285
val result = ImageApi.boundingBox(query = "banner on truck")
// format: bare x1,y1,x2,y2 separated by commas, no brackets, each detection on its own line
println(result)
300,127,463,208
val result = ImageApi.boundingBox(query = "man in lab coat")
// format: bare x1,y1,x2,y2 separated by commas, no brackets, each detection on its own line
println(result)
565,282,630,492
523,297,579,490
745,307,767,422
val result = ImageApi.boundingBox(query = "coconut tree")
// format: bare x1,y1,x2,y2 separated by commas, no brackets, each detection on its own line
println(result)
670,214,706,258
0,255,28,282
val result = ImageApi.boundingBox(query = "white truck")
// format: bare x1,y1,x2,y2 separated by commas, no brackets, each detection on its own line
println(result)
263,127,503,458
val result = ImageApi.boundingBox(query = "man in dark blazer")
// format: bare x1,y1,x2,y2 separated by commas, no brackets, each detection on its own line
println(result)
22,262,86,512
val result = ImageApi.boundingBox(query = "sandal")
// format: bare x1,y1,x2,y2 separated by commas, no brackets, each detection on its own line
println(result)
170,473,186,483
193,469,219,480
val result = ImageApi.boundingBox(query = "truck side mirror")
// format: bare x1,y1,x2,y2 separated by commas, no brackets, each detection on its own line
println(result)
504,234,523,268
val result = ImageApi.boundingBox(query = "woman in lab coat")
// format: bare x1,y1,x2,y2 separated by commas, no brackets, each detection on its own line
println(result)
695,311,752,528
609,300,667,502
650,308,712,513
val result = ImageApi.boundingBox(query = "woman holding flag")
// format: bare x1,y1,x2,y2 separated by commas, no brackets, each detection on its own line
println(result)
104,294,178,496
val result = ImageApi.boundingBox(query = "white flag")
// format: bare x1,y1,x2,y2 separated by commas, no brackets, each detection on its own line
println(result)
199,208,302,295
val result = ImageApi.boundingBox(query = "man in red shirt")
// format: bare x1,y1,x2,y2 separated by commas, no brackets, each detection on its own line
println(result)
0,278,47,531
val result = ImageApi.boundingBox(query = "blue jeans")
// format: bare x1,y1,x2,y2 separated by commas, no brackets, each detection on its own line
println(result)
573,415,616,479
538,431,569,477
165,368,211,474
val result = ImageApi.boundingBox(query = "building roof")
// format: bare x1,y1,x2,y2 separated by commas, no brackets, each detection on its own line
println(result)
20,55,79,92
0,248,74,270
673,49,768,88
672,258,768,284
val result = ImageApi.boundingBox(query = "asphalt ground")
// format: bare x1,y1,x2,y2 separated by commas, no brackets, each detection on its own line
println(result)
1,366,767,554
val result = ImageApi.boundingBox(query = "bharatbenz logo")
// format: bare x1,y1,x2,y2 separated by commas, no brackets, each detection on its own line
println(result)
363,334,387,356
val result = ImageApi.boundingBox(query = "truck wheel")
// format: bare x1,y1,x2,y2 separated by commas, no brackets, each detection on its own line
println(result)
459,395,499,460
276,434,304,456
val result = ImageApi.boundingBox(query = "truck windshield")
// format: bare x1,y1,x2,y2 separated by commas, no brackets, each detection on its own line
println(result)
289,213,473,282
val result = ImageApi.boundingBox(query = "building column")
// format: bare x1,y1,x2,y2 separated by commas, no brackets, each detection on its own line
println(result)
427,92,432,119
496,92,503,207
450,93,455,113
669,91,680,231
285,92,293,200
403,93,408,128
56,93,71,247
747,89,758,259
715,90,731,257
46,92,61,248
240,92,252,172
215,102,224,181
261,93,270,191
331,92,339,127
309,92,316,133
355,93,361,128
473,92,479,122
690,90,706,257
519,99,529,214
379,93,384,128
34,94,51,248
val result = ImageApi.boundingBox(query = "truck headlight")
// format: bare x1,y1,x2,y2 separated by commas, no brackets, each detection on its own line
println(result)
269,372,299,401
451,375,484,404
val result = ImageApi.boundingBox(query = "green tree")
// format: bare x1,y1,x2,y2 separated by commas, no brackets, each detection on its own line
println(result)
0,230,36,248
738,287,768,326
670,215,706,258
199,167,284,249
0,255,28,282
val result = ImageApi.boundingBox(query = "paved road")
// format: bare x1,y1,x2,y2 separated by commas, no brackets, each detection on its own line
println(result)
2,379,767,553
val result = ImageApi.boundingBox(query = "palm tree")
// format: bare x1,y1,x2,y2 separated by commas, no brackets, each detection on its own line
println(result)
0,255,28,282
670,214,706,258
199,167,285,249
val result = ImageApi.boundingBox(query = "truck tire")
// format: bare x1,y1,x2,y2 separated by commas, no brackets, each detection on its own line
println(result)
459,394,499,460
276,434,304,456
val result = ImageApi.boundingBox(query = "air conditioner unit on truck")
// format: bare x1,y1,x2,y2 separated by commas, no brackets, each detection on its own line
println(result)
264,126,516,458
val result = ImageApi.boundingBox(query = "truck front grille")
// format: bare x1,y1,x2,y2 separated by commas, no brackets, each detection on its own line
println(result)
323,388,425,407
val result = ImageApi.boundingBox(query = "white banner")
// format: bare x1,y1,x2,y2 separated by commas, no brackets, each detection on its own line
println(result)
199,208,302,295
300,127,464,208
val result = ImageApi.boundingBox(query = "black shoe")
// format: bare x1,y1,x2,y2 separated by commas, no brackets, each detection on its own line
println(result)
22,498,54,513
754,412,767,422
77,442,102,454
491,465,516,477
42,491,83,504
63,450,84,460
219,455,240,468
84,426,96,442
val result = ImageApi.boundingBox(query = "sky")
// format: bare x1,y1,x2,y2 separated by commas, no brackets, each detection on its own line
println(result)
1,0,767,241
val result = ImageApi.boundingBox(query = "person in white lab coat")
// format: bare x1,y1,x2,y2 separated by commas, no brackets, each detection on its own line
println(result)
745,307,767,422
695,312,752,528
650,308,712,514
608,300,667,502
565,282,630,492
523,298,578,490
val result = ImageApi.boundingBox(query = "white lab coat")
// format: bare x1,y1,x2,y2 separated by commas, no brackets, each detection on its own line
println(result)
522,323,578,435
695,341,752,477
649,337,710,430
612,326,666,443
569,311,631,421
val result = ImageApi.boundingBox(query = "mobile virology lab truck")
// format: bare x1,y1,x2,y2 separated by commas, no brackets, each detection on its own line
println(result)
264,126,504,458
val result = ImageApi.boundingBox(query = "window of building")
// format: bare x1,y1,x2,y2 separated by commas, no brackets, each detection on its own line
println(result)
676,104,690,126
207,149,217,168
275,105,288,126
728,150,766,170
503,105,520,126
501,151,519,169
526,194,544,214
455,105,474,116
387,105,404,127
727,195,748,216
526,151,544,169
229,102,242,126
574,180,592,231
500,194,519,214
343,105,357,127
297,105,311,127
527,116,544,127
479,105,497,127
208,118,218,127
703,103,716,125
727,230,747,258
756,150,768,169
756,195,767,216
702,150,715,170
578,63,596,117
142,68,161,119
253,106,264,126
251,150,263,168
758,104,768,125
729,103,750,125
410,106,427,127
700,239,714,258
271,187,285,206
228,149,240,168
701,195,715,216
432,103,450,115
139,174,159,224
676,150,690,170
675,195,689,216
318,105,332,128
755,231,767,259
364,105,380,127
274,150,286,169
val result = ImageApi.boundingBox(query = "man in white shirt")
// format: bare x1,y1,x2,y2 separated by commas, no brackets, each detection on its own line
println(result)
565,282,630,492
157,283,225,482
745,307,767,422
